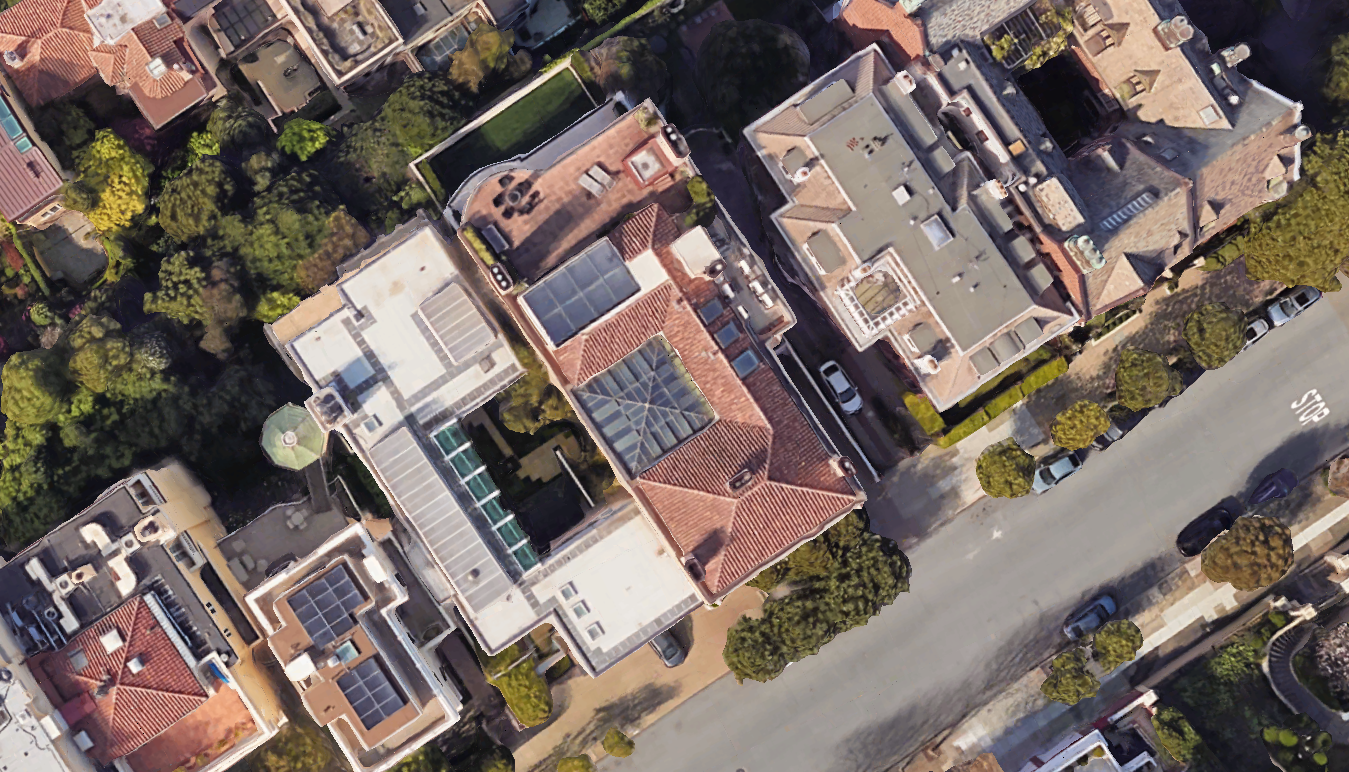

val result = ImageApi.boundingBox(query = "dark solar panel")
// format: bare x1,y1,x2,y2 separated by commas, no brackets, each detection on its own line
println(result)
574,337,715,475
214,0,277,48
289,565,363,648
522,240,639,346
337,658,407,730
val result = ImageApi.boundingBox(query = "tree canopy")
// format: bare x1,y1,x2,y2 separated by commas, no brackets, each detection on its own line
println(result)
158,159,236,241
208,94,270,153
65,129,153,232
696,20,810,134
1243,132,1349,291
1041,649,1100,705
1325,34,1349,113
449,25,531,94
381,74,467,156
1315,623,1349,704
1114,347,1182,411
1201,515,1293,591
1093,619,1143,672
277,119,333,162
1,349,69,425
1151,706,1207,764
67,316,133,393
1050,401,1110,450
555,757,595,772
976,439,1035,498
602,728,635,758
499,344,577,434
1183,303,1244,370
588,37,670,106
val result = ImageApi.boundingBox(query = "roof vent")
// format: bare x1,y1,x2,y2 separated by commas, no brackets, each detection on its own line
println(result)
832,457,857,477
1219,43,1251,68
70,564,97,584
73,731,94,751
914,355,940,375
893,71,917,94
728,469,755,491
2,51,22,68
126,656,145,674
1155,16,1193,49
153,12,171,27
1294,125,1313,141
308,389,351,429
100,628,124,654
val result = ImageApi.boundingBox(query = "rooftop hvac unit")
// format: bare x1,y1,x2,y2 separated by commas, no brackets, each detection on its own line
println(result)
914,355,940,375
1156,16,1193,49
69,564,97,584
308,389,351,430
790,165,812,183
1220,43,1251,67
134,513,175,544
893,70,917,94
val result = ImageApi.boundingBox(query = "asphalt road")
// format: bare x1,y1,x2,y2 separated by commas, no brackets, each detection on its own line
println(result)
617,291,1349,772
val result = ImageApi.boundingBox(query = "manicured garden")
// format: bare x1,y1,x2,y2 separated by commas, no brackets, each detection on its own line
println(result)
420,69,596,202
903,353,1068,448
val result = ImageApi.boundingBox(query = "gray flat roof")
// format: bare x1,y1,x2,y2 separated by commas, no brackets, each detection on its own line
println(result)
810,95,1035,351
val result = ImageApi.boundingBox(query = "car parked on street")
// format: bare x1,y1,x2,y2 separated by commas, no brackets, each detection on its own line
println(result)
1267,287,1322,327
818,361,863,415
649,630,686,667
1248,468,1297,508
1032,451,1083,494
1243,317,1270,350
1064,595,1117,639
1177,505,1236,557
1091,422,1128,451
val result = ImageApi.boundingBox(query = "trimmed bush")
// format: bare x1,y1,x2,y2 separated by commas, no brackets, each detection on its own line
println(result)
984,385,1025,419
461,224,497,266
1184,302,1244,369
556,756,595,772
1041,649,1099,705
936,410,990,448
903,392,946,435
602,728,635,757
1051,401,1110,450
1022,357,1068,394
975,439,1035,498
1152,706,1206,763
489,658,553,727
1201,515,1294,591
1092,619,1143,671
1114,348,1182,410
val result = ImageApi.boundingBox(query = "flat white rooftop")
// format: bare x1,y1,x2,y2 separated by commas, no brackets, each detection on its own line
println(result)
0,667,81,772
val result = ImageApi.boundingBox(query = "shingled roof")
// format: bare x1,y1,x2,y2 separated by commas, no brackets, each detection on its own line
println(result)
37,595,209,764
555,206,860,596
0,0,208,126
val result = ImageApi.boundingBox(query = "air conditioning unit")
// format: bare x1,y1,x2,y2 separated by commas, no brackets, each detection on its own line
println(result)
308,389,351,430
119,535,140,555
134,513,175,544
893,71,917,94
69,564,97,584
1156,16,1193,49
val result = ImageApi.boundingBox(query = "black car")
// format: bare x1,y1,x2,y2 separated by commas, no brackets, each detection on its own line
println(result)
1248,469,1297,508
1177,506,1237,557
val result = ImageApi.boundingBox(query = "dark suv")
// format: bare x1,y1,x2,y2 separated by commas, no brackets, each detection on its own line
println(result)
1177,506,1236,557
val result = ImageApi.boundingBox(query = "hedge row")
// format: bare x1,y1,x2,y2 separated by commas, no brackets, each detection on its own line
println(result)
917,356,1068,449
1022,356,1069,394
903,392,946,435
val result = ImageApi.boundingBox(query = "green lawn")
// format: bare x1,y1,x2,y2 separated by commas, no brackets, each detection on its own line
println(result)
421,70,595,202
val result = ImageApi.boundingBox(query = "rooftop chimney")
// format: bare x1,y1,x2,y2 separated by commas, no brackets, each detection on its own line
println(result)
1094,146,1120,173
1219,43,1251,68
1155,16,1194,49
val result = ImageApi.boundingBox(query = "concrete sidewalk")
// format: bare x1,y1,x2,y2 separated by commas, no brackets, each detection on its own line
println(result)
512,587,762,771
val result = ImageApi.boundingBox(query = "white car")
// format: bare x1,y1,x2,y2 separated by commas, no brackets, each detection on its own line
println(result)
818,361,863,415
1031,452,1083,494
1267,287,1321,327
1242,317,1270,350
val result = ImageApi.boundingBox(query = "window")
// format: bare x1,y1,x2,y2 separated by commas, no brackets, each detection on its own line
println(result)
465,472,497,502
496,519,527,548
42,204,61,219
513,543,540,571
698,299,725,324
480,497,510,524
167,533,202,568
571,601,590,618
335,640,360,664
714,323,741,349
586,622,604,640
412,1,426,14
559,582,577,600
921,216,954,249
146,57,167,79
434,424,468,455
153,12,171,27
731,349,760,378
67,648,89,673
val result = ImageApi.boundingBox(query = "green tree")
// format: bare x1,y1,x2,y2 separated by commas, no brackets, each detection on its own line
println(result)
144,251,209,326
685,175,715,227
1051,401,1110,450
449,26,531,94
696,20,810,134
277,119,333,162
381,74,467,155
244,150,281,192
0,350,70,425
220,170,339,292
499,344,576,434
582,0,627,24
67,315,132,393
1151,706,1206,764
1201,515,1293,591
1184,303,1244,369
296,211,371,293
65,130,153,232
602,728,635,758
723,615,787,683
555,758,594,772
1092,619,1143,671
200,262,248,357
1243,133,1349,291
158,159,236,241
253,291,301,322
587,37,670,105
1324,33,1349,108
1041,649,1100,705
208,94,270,153
976,439,1035,498
1114,347,1182,411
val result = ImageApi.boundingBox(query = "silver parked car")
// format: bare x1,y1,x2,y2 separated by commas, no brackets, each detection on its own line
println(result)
1064,595,1117,639
1031,452,1083,494
818,361,863,415
1267,287,1321,327
649,630,686,667
1242,317,1270,350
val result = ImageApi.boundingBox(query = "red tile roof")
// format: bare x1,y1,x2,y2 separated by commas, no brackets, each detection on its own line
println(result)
0,93,61,222
0,0,206,124
836,0,926,66
37,595,209,764
554,206,861,596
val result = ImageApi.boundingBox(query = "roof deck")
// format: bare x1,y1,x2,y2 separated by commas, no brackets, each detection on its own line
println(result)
218,496,350,591
281,0,401,83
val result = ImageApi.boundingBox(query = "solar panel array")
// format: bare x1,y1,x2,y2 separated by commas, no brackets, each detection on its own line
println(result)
337,658,407,730
522,240,639,346
419,284,495,365
289,564,364,648
575,337,715,476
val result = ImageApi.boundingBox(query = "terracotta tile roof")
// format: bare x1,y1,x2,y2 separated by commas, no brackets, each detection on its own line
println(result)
837,0,926,65
0,93,62,221
0,0,205,123
556,206,860,597
37,595,209,764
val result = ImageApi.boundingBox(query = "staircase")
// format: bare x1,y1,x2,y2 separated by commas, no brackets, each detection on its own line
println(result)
1265,624,1349,741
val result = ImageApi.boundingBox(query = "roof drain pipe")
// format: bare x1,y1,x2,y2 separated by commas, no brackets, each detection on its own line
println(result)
554,448,596,509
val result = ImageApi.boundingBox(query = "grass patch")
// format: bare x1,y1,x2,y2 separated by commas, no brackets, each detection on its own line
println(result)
423,70,595,201
903,392,946,435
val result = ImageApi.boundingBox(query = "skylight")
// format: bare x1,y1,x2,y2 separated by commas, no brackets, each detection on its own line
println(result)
921,216,954,249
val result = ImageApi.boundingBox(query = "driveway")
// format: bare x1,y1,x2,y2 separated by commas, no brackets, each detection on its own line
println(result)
604,289,1349,772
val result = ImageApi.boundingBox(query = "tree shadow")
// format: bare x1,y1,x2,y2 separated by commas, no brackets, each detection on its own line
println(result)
524,682,680,771
826,555,1173,772
869,450,962,549
1241,422,1346,519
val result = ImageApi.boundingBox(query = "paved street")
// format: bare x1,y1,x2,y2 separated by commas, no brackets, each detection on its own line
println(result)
612,289,1349,772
